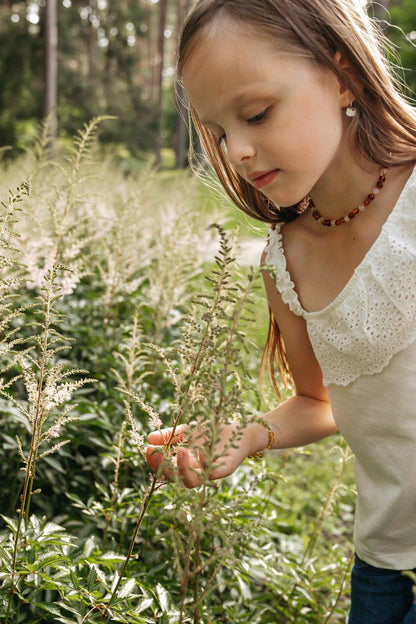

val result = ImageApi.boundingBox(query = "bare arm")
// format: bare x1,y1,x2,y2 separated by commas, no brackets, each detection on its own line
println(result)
146,254,336,487
243,395,336,455
249,259,337,452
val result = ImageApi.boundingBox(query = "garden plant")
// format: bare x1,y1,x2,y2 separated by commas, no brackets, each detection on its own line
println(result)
0,120,356,623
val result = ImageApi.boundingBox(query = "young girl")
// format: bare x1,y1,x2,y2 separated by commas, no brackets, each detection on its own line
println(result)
146,1,416,621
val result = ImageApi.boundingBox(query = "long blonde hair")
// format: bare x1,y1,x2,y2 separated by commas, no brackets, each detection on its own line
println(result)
178,0,416,392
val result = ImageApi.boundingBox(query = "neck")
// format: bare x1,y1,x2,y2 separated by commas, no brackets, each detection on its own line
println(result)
309,159,382,221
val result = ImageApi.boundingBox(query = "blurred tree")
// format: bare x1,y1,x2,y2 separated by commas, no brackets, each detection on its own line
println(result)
0,1,44,149
58,0,159,156
0,0,413,166
173,0,192,168
0,0,164,158
45,0,58,150
371,0,390,26
387,0,416,96
154,0,168,167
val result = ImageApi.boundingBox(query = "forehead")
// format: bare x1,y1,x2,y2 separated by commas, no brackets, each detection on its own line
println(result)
182,17,278,84
182,21,275,108
181,19,319,124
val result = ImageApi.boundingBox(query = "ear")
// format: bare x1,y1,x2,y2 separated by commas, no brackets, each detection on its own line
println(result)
333,50,363,106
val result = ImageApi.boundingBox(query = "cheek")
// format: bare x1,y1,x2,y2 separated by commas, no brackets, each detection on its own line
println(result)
270,101,339,147
261,96,345,164
295,108,344,158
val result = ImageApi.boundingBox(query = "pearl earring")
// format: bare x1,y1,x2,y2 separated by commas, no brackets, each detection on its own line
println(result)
346,103,357,118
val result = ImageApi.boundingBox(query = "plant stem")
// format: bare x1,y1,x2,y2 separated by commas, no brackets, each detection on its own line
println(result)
322,552,354,624
103,473,159,619
178,518,194,624
4,270,54,624
102,421,127,550
102,232,245,620
300,448,348,567
291,446,350,624
192,533,201,624
162,255,227,454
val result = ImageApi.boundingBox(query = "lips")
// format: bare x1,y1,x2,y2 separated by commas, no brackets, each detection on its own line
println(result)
248,169,279,190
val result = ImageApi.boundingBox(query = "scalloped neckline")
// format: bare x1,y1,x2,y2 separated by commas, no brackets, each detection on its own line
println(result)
274,166,416,318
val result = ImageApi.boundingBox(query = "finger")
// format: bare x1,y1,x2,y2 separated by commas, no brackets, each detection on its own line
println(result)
208,456,234,480
147,424,188,446
177,447,203,489
196,442,228,478
146,445,164,472
146,445,176,481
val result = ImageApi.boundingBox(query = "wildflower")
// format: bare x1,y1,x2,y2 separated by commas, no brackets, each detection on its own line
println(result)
46,423,61,439
60,269,81,296
131,430,145,450
149,413,163,430
124,401,146,452
43,383,72,411
22,180,31,195
22,368,39,407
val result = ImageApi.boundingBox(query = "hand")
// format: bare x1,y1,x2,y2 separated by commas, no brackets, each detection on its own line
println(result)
146,421,253,489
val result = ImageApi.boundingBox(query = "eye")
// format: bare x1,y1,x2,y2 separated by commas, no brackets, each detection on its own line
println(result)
248,107,270,124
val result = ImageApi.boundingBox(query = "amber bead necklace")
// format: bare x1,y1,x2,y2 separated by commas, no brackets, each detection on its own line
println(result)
310,167,388,227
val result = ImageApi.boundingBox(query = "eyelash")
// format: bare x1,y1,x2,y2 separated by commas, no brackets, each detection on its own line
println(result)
216,107,270,146
248,108,270,124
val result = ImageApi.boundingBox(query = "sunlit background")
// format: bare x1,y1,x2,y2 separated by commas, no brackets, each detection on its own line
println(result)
0,0,415,171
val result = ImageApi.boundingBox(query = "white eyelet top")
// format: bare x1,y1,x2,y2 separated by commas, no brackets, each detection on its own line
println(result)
264,166,416,569
265,166,416,388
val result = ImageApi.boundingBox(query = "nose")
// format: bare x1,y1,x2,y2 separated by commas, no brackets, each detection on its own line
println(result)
224,132,256,168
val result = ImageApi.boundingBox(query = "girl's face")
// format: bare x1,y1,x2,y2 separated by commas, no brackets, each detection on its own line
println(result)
182,19,354,207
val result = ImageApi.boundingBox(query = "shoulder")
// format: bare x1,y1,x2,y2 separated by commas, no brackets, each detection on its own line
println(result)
261,242,328,402
261,217,313,317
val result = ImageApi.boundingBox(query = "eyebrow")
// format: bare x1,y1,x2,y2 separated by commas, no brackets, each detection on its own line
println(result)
198,85,274,126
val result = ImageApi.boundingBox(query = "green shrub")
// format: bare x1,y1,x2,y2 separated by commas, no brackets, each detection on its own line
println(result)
0,120,355,623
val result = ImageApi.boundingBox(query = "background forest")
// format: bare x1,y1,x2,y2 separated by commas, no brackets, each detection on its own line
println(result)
1,0,416,170
0,1,416,624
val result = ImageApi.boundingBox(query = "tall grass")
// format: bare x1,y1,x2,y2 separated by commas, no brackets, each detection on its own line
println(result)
0,121,355,623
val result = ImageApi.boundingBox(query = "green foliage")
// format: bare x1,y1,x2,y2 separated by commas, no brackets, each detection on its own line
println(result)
0,1,174,161
0,121,358,623
388,0,416,95
2,2,415,165
0,4,44,149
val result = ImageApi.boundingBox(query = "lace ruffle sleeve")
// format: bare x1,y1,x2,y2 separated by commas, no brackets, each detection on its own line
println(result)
264,226,304,318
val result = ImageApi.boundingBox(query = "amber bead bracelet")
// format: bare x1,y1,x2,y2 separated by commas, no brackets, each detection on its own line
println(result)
248,429,275,459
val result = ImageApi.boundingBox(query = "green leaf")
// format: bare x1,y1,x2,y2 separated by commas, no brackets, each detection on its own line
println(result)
90,563,109,589
33,602,63,616
99,551,126,564
134,598,154,614
0,515,17,533
117,577,137,599
32,550,68,571
155,583,170,612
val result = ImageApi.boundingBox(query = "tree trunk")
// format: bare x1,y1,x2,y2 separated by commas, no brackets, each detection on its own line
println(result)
174,0,192,168
87,19,96,78
45,0,58,153
371,0,390,30
154,0,169,168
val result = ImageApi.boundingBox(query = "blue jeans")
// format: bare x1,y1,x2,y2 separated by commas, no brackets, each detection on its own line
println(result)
348,555,416,624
